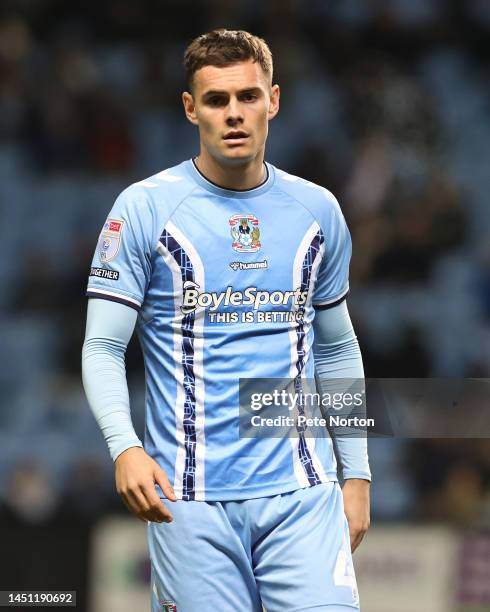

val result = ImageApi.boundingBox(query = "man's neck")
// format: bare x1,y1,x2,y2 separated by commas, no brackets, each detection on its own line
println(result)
194,151,266,191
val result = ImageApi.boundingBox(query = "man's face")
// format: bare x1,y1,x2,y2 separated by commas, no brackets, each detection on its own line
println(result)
182,60,280,166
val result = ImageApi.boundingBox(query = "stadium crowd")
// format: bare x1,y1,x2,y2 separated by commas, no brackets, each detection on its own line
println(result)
0,0,489,536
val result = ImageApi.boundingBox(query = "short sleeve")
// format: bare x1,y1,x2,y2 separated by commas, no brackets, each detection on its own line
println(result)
86,188,154,310
312,193,351,310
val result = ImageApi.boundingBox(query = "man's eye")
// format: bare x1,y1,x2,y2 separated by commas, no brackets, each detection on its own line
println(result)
209,97,224,106
242,93,257,102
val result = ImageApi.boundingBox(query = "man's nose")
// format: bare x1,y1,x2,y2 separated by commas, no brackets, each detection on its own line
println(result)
225,98,244,125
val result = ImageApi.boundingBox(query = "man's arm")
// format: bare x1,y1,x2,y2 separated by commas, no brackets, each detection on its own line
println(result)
312,301,371,552
82,298,176,522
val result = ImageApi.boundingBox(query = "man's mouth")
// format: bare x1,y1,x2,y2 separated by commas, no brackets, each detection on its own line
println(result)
223,131,249,144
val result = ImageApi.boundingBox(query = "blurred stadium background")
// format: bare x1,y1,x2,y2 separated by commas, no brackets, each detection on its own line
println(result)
0,1,489,611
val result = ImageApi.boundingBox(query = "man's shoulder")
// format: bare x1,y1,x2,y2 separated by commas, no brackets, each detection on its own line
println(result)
116,160,196,211
271,164,343,223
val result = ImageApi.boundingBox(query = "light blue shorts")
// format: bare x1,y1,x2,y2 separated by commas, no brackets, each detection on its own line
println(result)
148,482,360,612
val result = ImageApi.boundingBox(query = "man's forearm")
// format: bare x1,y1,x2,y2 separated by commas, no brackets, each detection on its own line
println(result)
312,302,371,482
82,298,143,461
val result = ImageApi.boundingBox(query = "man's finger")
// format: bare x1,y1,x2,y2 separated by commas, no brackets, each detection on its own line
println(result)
349,529,358,552
154,467,177,502
350,530,366,553
121,490,148,523
140,483,173,523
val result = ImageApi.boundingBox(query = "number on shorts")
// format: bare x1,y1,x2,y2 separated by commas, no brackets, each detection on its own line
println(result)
333,549,356,589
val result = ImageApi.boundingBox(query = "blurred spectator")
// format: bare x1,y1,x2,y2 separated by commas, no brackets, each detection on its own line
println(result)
2,460,58,524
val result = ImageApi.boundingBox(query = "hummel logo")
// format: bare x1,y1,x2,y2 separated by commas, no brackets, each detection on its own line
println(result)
229,260,268,271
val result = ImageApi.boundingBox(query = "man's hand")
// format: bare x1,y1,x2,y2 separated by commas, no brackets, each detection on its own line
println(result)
342,479,370,553
115,447,177,523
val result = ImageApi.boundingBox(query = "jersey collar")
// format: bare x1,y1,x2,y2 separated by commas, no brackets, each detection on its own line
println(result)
186,158,275,199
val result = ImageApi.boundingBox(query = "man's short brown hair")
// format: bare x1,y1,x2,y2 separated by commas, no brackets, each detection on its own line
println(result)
184,29,273,91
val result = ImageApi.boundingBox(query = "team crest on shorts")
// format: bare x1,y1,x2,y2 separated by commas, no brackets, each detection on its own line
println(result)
98,218,124,263
161,601,177,612
229,214,261,253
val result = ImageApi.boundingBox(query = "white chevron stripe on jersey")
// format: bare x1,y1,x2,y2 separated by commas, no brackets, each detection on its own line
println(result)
155,170,184,182
134,180,159,188
156,220,206,500
167,221,207,500
301,233,330,483
288,221,328,487
155,240,188,497
288,220,322,378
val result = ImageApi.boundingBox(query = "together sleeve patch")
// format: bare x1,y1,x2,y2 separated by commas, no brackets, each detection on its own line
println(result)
89,266,120,280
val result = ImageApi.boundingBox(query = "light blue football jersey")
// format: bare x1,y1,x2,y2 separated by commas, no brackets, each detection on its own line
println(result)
86,159,351,501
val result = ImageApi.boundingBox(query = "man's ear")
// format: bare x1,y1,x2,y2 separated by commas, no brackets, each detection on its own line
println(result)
268,84,280,121
182,91,199,126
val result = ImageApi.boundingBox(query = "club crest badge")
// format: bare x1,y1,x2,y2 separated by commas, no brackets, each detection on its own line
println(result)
98,218,124,263
161,601,177,612
229,214,261,253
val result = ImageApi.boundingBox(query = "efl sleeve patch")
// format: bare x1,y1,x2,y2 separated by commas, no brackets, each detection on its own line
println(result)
86,187,153,307
98,218,125,263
